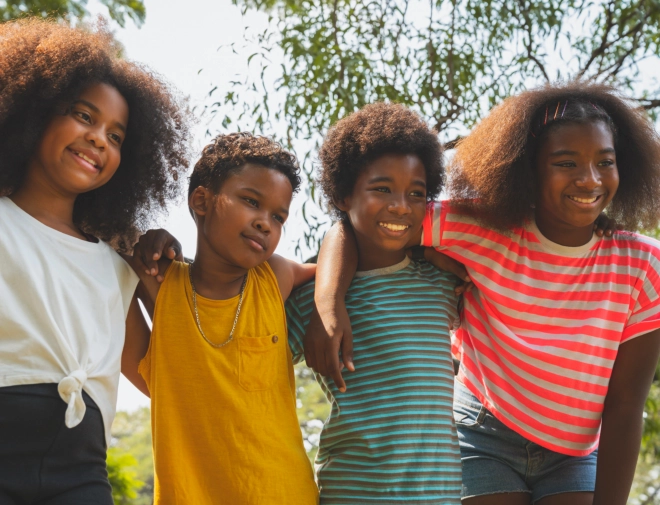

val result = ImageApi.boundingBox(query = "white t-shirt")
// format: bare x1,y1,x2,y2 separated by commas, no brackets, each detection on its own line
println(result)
0,197,138,446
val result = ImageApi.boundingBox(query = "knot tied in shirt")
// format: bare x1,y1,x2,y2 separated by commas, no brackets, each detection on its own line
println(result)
57,369,88,428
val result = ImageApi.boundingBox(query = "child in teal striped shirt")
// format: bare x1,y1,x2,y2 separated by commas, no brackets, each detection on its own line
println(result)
286,103,462,504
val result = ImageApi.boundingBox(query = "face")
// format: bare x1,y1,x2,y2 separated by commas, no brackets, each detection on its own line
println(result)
535,121,619,246
338,153,427,270
26,82,129,197
191,163,293,270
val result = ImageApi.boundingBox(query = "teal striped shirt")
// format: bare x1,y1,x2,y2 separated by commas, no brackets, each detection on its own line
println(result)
286,257,462,504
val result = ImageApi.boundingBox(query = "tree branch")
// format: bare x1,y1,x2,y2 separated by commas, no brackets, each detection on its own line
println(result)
517,0,550,81
639,98,660,110
577,0,616,79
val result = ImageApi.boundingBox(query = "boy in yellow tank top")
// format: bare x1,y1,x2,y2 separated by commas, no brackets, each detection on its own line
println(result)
121,133,319,505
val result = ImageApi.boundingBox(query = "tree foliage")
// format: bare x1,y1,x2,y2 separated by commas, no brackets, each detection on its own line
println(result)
212,0,660,255
0,0,146,27
107,447,144,504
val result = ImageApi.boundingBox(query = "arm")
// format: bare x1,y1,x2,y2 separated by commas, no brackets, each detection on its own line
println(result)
121,292,152,397
593,328,660,505
121,252,171,319
267,254,316,302
306,221,358,391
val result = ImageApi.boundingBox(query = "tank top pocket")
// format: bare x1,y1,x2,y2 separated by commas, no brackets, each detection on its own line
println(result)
237,333,282,391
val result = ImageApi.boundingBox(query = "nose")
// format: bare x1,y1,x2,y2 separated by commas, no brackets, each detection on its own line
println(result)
254,213,271,234
84,125,107,150
387,194,412,216
575,162,602,190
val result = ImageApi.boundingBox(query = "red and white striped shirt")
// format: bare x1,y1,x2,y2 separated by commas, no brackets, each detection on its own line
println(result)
422,200,660,456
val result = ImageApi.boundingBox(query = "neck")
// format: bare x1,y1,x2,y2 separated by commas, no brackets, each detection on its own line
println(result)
10,172,81,238
534,210,594,247
354,233,407,272
192,239,248,301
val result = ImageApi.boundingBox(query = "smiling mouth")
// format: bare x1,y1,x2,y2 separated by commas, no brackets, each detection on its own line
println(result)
567,195,602,204
379,222,410,232
70,150,99,169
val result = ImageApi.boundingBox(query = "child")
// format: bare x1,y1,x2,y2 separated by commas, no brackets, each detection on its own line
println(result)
0,20,188,504
122,133,319,504
284,103,463,504
312,83,660,505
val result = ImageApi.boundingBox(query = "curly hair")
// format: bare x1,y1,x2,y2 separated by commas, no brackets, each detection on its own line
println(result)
188,132,301,202
449,81,660,231
0,19,191,248
319,102,444,220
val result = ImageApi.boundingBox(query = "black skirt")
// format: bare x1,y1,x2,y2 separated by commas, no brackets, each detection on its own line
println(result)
0,383,113,505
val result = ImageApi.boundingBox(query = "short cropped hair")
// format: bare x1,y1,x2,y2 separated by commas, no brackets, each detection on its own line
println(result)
188,133,301,202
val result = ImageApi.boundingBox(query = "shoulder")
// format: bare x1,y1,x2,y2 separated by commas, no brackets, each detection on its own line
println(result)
284,278,316,313
605,231,660,262
106,246,139,290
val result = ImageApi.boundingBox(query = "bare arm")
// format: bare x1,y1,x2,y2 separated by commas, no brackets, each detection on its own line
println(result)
121,252,171,319
267,254,316,302
593,328,660,505
121,293,152,398
305,221,358,391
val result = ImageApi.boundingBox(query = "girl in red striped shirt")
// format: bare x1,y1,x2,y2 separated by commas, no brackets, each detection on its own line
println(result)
309,83,660,505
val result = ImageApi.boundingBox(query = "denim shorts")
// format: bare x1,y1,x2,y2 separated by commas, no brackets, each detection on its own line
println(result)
453,379,597,503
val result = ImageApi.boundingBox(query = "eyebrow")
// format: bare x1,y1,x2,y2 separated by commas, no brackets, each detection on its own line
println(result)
549,147,615,157
242,187,289,216
367,176,427,187
72,99,127,133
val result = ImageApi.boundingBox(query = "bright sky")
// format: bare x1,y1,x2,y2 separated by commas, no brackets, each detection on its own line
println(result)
88,0,317,410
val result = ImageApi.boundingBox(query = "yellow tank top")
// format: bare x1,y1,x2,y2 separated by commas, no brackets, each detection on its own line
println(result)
139,261,318,505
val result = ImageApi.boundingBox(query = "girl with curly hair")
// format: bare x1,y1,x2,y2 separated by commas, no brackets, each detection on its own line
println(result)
311,82,660,505
0,19,189,504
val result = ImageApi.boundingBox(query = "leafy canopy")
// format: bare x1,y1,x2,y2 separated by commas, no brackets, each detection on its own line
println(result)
1,0,146,27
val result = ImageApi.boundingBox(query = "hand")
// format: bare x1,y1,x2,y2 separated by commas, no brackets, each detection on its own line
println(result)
417,247,473,295
594,213,623,237
303,302,355,392
132,229,183,282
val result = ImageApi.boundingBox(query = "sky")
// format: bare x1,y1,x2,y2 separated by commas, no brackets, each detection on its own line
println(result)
87,0,315,411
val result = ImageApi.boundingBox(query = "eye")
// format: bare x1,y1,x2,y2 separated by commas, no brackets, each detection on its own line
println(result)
273,214,285,224
108,132,123,145
373,187,391,193
409,190,426,198
598,159,615,167
74,110,92,123
555,161,577,168
244,197,258,207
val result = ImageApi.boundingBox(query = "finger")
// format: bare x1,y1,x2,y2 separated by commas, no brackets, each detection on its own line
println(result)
132,242,147,272
135,239,153,275
438,256,470,282
314,342,328,377
327,349,346,392
166,238,183,260
341,329,355,373
139,232,161,276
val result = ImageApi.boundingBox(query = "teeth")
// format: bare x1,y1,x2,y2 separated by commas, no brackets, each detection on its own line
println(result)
73,151,97,167
569,195,598,204
379,222,409,232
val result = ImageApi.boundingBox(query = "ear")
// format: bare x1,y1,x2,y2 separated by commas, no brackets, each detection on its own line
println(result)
334,195,351,213
189,186,213,219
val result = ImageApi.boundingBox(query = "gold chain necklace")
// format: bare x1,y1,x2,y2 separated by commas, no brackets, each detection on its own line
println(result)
188,263,247,348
